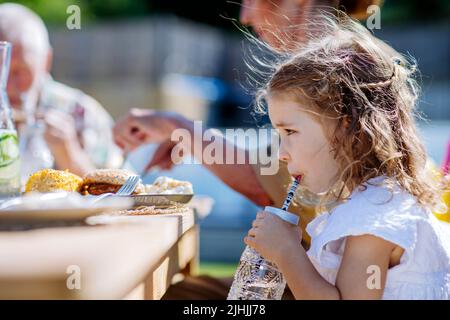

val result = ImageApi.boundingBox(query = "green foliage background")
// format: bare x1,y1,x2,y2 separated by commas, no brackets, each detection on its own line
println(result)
0,0,448,28
0,0,151,25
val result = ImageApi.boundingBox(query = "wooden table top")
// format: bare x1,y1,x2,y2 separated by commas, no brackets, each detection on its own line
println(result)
0,211,197,299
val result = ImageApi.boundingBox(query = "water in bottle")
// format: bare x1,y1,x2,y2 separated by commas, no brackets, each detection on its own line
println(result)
227,245,287,300
227,176,301,300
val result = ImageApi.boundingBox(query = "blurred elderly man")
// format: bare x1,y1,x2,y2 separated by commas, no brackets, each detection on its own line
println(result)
0,3,122,177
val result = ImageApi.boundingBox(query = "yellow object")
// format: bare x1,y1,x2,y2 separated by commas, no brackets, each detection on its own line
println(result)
441,189,450,222
25,169,83,193
427,161,450,222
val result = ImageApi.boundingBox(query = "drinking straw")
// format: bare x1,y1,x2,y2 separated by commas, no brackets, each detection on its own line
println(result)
281,175,302,211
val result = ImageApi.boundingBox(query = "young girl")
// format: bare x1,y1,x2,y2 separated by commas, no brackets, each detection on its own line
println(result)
244,14,450,299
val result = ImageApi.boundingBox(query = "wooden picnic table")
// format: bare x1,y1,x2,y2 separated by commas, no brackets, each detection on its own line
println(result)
0,208,204,300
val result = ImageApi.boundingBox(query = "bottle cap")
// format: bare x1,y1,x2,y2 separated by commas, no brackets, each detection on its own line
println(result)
264,206,299,225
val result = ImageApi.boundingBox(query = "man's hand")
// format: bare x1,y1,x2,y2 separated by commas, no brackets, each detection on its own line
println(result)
144,140,178,171
44,109,79,154
113,108,186,152
43,109,95,176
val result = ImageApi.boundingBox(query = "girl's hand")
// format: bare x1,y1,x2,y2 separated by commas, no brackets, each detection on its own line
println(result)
244,211,303,264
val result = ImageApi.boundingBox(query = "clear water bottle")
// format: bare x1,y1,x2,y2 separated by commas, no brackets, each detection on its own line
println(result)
227,206,300,300
0,42,21,199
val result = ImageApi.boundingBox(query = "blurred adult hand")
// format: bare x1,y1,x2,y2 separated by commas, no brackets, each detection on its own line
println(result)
43,109,95,176
113,108,192,171
144,140,178,171
44,109,79,153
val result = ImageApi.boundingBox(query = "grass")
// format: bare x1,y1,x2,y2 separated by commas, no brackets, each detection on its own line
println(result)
198,261,238,278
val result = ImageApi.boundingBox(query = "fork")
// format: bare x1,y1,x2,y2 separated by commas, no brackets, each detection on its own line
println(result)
91,175,140,204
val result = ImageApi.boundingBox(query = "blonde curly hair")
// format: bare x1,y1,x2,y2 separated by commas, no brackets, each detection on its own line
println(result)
253,12,442,210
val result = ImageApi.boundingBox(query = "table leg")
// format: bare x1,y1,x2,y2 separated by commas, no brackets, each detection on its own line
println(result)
123,226,199,300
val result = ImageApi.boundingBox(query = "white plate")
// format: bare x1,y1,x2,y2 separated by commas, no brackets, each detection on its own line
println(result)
0,192,133,223
0,207,118,223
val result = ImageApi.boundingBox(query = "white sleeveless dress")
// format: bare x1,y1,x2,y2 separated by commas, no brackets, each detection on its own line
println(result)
306,176,450,299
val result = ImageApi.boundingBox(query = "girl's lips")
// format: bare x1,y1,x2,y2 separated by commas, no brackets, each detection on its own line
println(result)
290,171,304,179
296,174,304,180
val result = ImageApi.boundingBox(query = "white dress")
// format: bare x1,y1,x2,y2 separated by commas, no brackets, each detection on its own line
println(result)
306,176,450,299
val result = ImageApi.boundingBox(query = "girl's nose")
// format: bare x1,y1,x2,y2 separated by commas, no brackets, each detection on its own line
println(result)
239,0,254,26
279,142,290,162
279,151,290,162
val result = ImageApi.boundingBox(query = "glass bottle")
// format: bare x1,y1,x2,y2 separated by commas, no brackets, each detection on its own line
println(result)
0,42,21,199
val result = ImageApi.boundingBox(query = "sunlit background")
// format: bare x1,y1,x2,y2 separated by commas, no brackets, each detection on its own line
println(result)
2,0,449,276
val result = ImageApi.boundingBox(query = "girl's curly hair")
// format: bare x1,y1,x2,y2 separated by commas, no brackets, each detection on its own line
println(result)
252,12,442,210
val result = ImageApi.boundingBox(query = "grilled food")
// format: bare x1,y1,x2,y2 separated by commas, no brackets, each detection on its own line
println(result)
79,169,144,195
25,169,83,193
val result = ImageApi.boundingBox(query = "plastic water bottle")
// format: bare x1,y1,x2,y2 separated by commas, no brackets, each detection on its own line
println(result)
227,177,301,300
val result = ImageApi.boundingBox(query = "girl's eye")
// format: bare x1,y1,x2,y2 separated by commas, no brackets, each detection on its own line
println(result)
285,129,296,136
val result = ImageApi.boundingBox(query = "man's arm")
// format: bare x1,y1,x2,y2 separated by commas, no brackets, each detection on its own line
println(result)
171,119,273,206
113,109,273,206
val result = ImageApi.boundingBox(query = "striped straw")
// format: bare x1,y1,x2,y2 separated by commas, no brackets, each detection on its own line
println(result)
281,175,302,211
